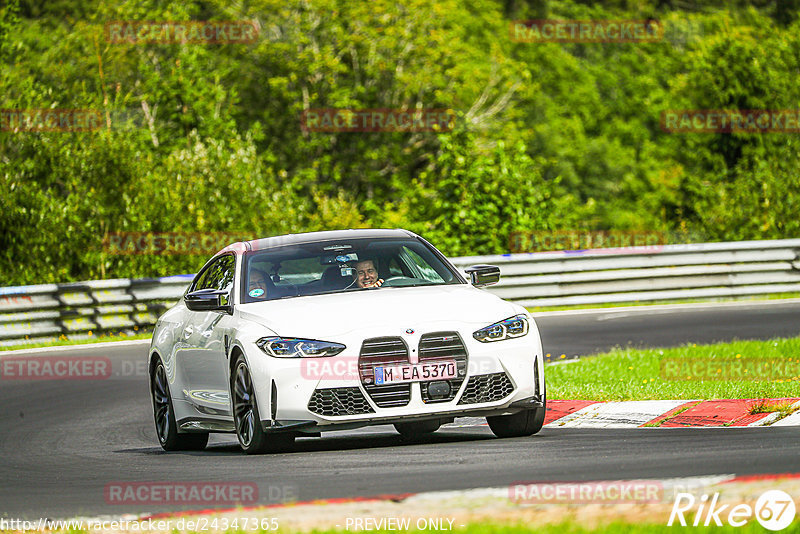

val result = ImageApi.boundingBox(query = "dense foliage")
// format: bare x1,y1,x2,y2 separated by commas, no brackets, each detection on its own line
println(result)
2,0,799,284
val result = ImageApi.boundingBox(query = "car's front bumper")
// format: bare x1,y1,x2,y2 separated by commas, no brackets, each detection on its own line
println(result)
259,393,545,433
245,327,545,433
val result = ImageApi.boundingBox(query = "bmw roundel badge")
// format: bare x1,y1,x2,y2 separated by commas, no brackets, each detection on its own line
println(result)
405,328,415,335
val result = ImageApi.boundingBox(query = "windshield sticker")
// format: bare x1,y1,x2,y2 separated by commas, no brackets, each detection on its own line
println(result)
336,253,357,263
248,288,265,298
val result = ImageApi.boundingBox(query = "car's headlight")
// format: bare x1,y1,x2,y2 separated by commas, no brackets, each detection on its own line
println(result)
473,315,529,343
256,337,346,358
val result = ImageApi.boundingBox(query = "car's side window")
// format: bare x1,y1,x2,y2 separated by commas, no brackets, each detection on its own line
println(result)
386,257,405,277
195,255,236,293
400,246,446,283
190,268,210,292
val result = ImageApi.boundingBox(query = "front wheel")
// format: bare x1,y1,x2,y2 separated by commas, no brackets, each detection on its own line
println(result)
231,355,294,454
487,381,547,438
151,361,208,451
487,405,546,438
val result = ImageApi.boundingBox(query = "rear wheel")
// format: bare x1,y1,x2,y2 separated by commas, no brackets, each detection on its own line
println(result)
394,419,441,438
231,355,294,454
150,361,208,451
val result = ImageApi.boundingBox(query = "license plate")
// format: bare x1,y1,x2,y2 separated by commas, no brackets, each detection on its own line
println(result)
373,360,457,385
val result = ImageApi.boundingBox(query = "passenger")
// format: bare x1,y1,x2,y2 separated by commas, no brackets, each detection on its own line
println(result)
353,259,384,288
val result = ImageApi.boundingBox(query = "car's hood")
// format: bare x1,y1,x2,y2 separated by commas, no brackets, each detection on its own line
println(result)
237,284,519,339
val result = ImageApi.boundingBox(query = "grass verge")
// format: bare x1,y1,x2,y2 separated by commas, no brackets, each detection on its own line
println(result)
0,331,151,351
546,336,800,401
526,292,800,313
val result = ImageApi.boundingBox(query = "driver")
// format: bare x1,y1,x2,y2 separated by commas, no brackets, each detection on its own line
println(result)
248,269,270,298
353,259,384,288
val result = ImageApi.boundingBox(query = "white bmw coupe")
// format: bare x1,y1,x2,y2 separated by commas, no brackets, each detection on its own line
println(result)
149,229,546,453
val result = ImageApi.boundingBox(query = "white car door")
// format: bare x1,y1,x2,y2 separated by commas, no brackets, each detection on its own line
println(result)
178,254,237,420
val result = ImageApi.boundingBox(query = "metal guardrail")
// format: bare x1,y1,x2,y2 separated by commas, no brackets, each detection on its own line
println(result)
449,239,800,307
2,239,799,346
0,275,193,346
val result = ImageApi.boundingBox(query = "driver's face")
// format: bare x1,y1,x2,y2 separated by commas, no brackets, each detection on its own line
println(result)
248,273,268,293
355,261,378,288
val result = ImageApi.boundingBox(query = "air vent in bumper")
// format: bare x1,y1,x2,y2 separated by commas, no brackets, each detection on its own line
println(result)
358,337,411,407
419,332,467,403
308,387,375,416
457,372,514,405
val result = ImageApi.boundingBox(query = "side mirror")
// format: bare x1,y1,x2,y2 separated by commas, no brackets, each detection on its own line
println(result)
185,288,232,313
464,264,501,287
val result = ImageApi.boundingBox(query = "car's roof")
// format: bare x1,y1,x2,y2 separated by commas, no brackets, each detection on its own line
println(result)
222,228,418,254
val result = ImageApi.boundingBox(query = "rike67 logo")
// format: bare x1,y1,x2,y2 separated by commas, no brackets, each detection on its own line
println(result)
669,490,796,530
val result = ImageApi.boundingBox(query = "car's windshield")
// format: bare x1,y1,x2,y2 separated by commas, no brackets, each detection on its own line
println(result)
241,238,462,302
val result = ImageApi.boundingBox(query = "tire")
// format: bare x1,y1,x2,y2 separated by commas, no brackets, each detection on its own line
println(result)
487,380,547,438
231,355,294,454
151,361,209,451
394,419,441,438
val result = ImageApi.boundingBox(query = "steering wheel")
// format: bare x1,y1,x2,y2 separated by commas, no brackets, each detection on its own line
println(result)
379,276,408,287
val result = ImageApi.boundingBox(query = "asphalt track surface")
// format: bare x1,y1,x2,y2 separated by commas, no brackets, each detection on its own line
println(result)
1,301,799,519
534,299,800,357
